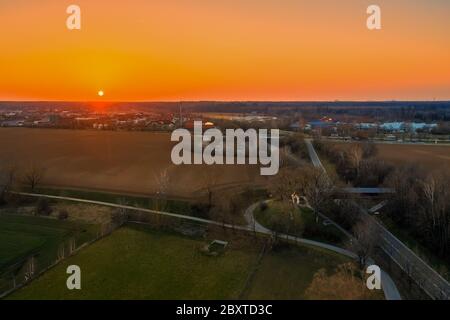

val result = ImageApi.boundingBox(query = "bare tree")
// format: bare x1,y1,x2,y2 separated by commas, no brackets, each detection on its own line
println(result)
155,168,170,195
348,144,364,176
403,259,415,289
269,167,301,202
23,164,45,191
361,141,378,158
385,164,423,225
209,189,247,227
279,147,292,169
386,166,450,261
355,158,392,187
209,190,231,227
420,173,450,257
201,166,221,208
269,167,307,221
298,166,334,220
422,175,437,227
0,165,17,203
112,201,128,227
153,168,170,211
348,217,380,269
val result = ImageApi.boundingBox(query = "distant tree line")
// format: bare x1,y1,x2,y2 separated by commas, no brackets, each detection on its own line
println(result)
430,123,450,135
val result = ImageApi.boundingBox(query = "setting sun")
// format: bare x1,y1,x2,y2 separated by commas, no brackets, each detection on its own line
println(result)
98,90,104,97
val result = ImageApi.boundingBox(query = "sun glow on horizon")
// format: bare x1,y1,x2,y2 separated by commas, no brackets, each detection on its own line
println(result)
0,0,449,101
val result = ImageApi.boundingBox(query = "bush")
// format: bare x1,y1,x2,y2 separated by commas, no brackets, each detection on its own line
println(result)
0,195,6,206
190,203,211,219
259,202,268,212
58,209,69,220
36,198,52,216
111,210,127,226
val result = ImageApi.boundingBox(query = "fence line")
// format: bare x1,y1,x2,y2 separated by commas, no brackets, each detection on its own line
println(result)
0,221,121,299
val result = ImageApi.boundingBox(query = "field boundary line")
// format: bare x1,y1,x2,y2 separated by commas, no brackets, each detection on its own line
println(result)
238,240,269,300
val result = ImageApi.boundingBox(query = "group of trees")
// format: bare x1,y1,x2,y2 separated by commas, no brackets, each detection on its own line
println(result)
269,163,381,265
430,123,450,135
269,165,334,220
0,164,46,205
314,140,393,187
0,165,17,204
208,189,247,226
153,168,170,211
321,198,380,270
211,117,292,131
324,199,360,231
314,139,450,263
183,166,250,224
313,139,450,268
279,133,308,159
385,165,450,260
348,216,380,269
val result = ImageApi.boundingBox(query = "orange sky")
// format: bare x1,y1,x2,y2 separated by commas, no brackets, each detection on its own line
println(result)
0,0,449,101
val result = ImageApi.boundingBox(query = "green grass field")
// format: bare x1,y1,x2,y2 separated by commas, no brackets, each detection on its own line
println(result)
0,214,98,273
9,224,260,300
7,223,378,300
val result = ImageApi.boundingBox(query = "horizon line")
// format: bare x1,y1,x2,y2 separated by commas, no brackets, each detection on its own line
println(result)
1,99,450,104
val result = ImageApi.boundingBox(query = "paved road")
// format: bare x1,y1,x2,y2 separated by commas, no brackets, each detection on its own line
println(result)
341,187,395,194
355,203,450,300
304,139,326,171
304,139,450,300
368,201,388,214
244,201,272,234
